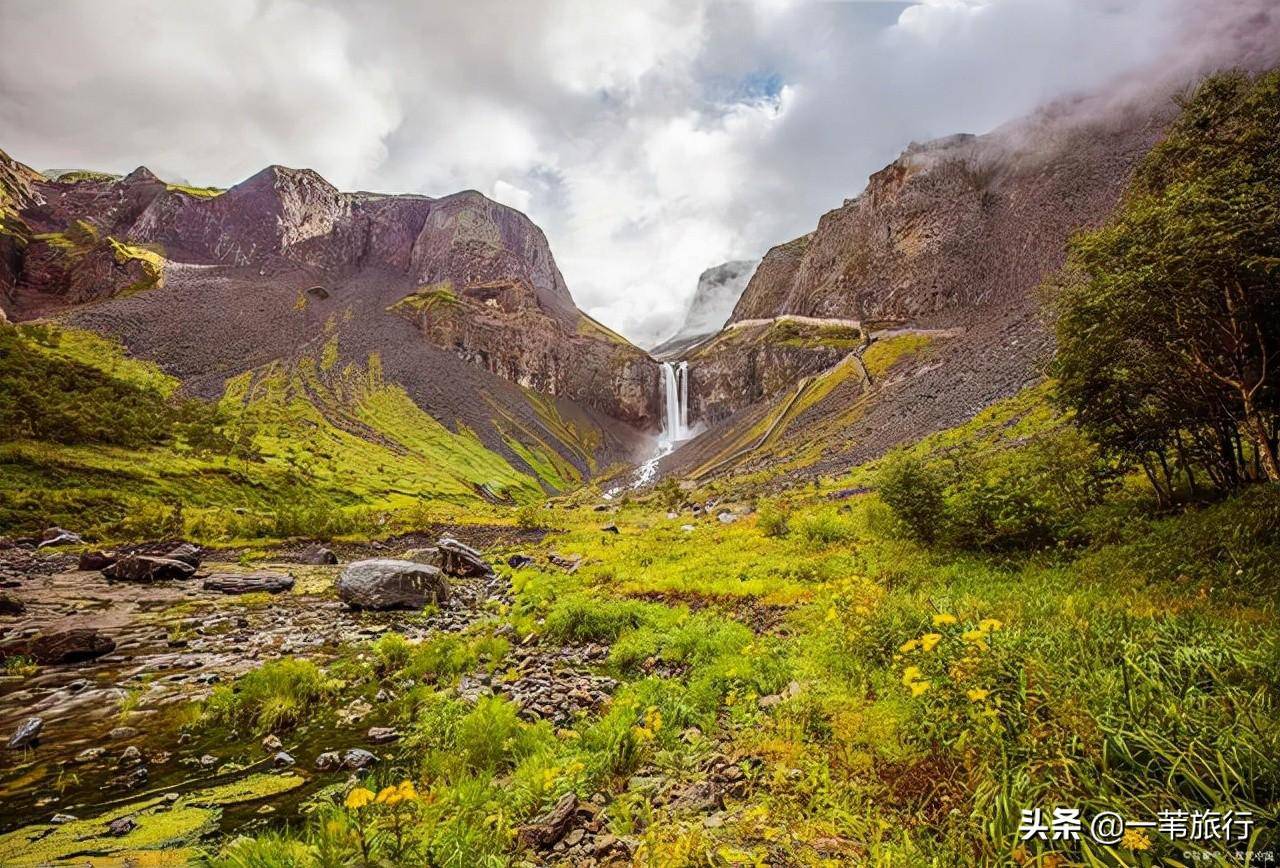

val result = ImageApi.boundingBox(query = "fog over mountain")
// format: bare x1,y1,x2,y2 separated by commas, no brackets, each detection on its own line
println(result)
0,0,1263,344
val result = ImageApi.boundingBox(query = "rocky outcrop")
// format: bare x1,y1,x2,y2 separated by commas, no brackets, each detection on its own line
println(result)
337,559,449,610
396,279,661,428
202,571,296,594
683,317,858,423
102,555,196,583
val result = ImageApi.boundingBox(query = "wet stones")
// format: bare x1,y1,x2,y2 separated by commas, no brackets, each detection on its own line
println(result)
366,726,399,744
102,555,196,584
110,766,148,791
436,538,493,577
28,627,116,664
202,571,296,595
6,716,43,749
272,751,295,768
315,748,377,771
74,747,105,763
337,559,449,610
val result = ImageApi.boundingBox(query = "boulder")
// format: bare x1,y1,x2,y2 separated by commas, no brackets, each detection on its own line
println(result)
436,538,493,577
163,543,204,568
6,716,43,749
202,571,295,595
38,527,82,548
272,751,295,768
0,591,24,616
102,555,196,583
29,628,116,664
299,545,338,565
107,816,137,837
366,726,399,744
517,791,580,849
507,554,533,569
78,550,117,571
315,748,377,771
400,547,442,566
337,559,449,610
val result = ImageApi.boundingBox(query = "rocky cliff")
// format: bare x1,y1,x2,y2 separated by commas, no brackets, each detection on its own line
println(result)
0,150,662,486
668,88,1186,484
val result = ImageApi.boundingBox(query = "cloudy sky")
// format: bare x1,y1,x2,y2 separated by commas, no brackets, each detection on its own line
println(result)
0,0,1244,345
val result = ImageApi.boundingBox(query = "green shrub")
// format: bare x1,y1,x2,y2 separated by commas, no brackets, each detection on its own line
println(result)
542,594,674,642
203,658,333,734
794,508,855,545
756,498,792,538
876,454,946,543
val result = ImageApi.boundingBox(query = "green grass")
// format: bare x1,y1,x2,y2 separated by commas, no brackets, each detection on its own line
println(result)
203,658,335,734
166,182,224,199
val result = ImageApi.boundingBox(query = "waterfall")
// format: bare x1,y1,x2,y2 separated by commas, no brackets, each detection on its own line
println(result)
660,360,691,443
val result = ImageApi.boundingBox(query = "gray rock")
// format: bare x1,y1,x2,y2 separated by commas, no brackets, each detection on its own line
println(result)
74,747,105,763
107,816,136,836
272,751,295,768
437,538,493,577
163,543,204,568
77,550,117,571
315,748,377,771
102,555,195,583
38,527,83,548
366,726,399,744
299,545,338,565
507,554,533,569
7,716,43,749
108,726,138,740
337,559,449,610
400,547,442,566
50,813,77,824
202,571,295,595
601,523,619,534
262,734,283,751
118,745,142,766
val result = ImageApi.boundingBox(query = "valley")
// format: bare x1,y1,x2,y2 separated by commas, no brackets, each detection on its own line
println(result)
0,42,1278,868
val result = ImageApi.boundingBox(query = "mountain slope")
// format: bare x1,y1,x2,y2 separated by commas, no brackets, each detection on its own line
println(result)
650,259,756,360
0,152,662,500
665,82,1186,484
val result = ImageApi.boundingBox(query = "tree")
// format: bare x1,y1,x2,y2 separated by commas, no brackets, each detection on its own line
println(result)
1050,70,1280,497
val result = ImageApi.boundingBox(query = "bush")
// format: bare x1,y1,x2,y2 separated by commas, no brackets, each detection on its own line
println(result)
877,455,946,543
794,509,855,545
542,594,674,642
756,498,792,538
203,658,333,733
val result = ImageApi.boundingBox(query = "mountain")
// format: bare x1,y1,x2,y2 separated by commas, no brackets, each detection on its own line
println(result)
650,259,756,360
664,84,1184,484
0,151,663,497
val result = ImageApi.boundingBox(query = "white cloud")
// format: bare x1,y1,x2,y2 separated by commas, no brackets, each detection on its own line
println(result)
0,0,1261,346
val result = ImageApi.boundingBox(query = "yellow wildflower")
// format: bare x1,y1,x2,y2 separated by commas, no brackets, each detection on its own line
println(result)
979,618,1003,632
1121,828,1151,851
375,785,401,805
344,787,375,810
397,779,418,801
910,680,930,696
901,665,923,686
966,688,990,702
920,633,942,652
825,606,838,622
899,639,920,654
932,613,958,627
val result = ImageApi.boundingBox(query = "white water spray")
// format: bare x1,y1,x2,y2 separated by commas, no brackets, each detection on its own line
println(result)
661,360,691,444
606,359,693,497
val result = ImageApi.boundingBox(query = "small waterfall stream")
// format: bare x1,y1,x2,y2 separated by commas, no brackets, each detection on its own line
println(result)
661,360,691,444
608,359,693,495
